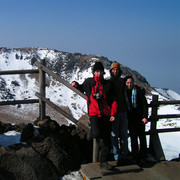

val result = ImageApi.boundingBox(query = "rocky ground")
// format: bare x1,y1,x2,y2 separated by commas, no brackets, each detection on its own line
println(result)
1,106,180,179
0,116,92,180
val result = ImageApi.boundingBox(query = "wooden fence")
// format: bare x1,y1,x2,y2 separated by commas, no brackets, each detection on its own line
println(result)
147,95,180,160
0,59,180,161
0,60,89,132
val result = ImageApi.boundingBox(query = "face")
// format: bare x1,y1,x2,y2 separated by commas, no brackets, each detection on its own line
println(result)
126,78,134,90
94,70,104,77
111,68,119,77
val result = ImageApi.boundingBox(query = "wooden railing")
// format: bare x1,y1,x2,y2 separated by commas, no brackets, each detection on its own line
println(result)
147,95,180,160
0,69,39,106
0,59,89,133
0,59,180,161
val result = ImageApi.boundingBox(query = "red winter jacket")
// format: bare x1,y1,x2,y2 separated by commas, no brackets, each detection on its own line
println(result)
80,76,117,117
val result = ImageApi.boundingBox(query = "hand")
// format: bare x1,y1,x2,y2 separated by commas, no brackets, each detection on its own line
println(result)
71,81,78,88
142,118,148,124
110,116,115,122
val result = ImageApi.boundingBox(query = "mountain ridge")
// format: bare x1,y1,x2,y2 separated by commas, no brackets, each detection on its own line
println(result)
0,47,179,125
0,47,152,89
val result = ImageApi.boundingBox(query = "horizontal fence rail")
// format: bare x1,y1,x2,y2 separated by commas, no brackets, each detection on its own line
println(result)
35,92,90,134
36,92,79,124
148,95,180,160
34,61,86,99
1,59,180,162
157,114,180,119
158,100,180,105
148,128,180,134
0,69,39,106
148,100,180,107
0,99,39,105
0,69,39,75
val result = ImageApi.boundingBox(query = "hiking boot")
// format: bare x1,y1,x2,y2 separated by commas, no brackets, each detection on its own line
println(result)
117,159,127,166
100,162,114,170
117,158,135,166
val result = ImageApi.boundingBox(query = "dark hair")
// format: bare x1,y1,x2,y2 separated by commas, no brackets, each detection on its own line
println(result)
92,61,104,73
124,75,134,83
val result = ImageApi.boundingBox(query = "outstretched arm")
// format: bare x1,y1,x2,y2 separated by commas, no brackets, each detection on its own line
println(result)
71,81,84,93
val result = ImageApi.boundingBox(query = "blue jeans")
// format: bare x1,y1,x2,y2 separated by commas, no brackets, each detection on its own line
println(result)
111,112,129,160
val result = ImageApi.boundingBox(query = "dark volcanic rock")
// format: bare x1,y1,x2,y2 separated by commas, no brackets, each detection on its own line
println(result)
0,118,92,179
0,145,60,180
0,121,26,134
20,123,34,142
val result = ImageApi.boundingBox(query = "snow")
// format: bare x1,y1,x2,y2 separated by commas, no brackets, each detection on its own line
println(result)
143,98,180,160
60,171,83,180
1,123,180,179
0,52,32,70
0,131,21,147
154,88,180,100
0,95,180,179
159,132,180,160
0,48,180,179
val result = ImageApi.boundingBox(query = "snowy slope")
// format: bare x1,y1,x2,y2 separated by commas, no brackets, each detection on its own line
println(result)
0,47,180,179
0,47,180,123
155,88,180,100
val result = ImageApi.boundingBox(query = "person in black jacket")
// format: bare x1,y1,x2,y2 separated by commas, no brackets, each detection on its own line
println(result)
109,62,129,165
71,61,118,170
124,76,148,163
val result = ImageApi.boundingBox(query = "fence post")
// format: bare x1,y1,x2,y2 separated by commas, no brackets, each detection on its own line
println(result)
39,59,46,120
149,95,165,160
92,138,99,163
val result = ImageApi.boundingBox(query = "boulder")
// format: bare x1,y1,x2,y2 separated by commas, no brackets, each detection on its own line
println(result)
0,118,92,179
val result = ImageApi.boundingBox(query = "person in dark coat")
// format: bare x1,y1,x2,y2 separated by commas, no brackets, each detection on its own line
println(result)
71,61,118,170
124,75,148,163
109,62,129,165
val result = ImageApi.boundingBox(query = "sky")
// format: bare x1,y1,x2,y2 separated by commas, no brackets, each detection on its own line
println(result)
0,0,180,93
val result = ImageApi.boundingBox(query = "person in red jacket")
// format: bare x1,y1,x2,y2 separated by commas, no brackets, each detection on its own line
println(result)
71,61,117,170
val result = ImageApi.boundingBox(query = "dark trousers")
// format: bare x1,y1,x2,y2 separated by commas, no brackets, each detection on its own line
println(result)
111,112,129,160
90,115,111,163
128,121,147,160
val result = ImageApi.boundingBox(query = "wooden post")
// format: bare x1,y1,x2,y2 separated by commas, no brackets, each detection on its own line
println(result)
149,95,165,160
92,138,99,163
39,59,46,120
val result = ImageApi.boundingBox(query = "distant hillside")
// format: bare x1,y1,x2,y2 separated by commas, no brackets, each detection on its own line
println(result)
0,47,178,125
155,88,180,100
0,47,153,92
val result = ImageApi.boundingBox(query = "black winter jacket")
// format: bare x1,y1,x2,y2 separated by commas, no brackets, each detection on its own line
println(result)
125,85,148,123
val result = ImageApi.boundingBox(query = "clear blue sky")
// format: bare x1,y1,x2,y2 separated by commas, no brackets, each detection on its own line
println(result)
1,0,180,93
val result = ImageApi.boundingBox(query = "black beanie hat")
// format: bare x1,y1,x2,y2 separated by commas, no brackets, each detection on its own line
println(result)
92,61,104,73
